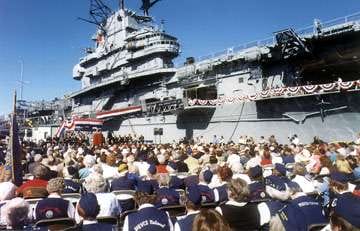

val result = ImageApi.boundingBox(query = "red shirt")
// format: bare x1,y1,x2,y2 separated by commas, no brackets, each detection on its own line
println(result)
16,179,48,198
156,164,168,174
261,158,272,166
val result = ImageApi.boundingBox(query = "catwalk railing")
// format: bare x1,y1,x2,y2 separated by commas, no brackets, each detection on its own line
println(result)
187,80,360,106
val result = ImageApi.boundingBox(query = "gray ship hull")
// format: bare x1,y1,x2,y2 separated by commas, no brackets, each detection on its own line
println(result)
104,91,360,143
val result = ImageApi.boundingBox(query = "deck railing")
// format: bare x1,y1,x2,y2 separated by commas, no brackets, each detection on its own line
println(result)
176,11,360,67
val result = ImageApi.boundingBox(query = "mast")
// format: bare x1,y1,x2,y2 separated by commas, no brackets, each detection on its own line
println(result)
120,0,125,10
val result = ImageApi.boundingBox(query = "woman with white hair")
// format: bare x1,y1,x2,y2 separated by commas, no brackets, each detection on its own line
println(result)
80,173,121,220
79,155,96,179
0,198,31,229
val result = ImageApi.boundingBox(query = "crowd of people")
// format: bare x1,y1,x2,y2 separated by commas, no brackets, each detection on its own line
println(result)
0,131,359,230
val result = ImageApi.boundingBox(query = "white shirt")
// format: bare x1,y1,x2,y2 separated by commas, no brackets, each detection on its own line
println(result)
246,156,261,170
134,161,150,177
292,175,315,193
226,154,241,168
122,203,174,231
76,192,120,223
96,193,121,217
208,174,221,188
102,164,120,180
232,173,251,184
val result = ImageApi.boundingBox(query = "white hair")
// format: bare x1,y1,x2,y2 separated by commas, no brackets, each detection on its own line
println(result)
83,155,96,168
1,198,30,228
0,182,17,201
83,173,107,193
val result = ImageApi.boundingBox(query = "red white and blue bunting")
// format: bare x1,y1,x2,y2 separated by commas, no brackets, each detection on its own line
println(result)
188,79,360,106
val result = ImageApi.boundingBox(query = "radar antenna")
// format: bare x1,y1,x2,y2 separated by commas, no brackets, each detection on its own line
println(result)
140,0,162,16
78,0,113,33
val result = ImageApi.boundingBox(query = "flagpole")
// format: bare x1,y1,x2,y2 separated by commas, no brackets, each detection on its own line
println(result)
13,91,17,115
10,90,16,184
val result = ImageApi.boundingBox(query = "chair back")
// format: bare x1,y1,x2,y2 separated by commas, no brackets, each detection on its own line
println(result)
35,218,77,231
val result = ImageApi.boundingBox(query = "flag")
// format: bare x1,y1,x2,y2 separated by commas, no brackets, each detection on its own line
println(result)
5,91,22,186
9,111,22,186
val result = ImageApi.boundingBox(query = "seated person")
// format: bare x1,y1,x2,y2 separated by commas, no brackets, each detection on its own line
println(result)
122,191,173,231
110,164,136,191
155,173,180,208
247,165,270,201
291,163,315,193
82,172,121,218
192,209,231,231
16,164,49,198
197,170,215,203
0,198,31,230
168,162,185,190
215,178,271,230
142,164,160,192
269,182,327,231
174,185,201,231
63,166,82,194
213,166,232,203
328,192,360,230
34,177,75,221
264,174,290,216
77,193,115,231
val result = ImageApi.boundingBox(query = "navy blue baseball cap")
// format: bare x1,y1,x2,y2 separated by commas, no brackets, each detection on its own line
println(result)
275,163,287,176
333,194,360,228
203,170,213,184
265,175,287,191
186,185,202,205
79,193,99,218
148,164,157,175
249,165,262,178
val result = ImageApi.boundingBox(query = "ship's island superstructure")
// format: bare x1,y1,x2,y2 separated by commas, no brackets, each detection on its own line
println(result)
70,0,360,143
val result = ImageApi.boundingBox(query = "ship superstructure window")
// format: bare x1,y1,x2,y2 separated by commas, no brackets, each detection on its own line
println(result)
184,85,217,100
238,77,244,83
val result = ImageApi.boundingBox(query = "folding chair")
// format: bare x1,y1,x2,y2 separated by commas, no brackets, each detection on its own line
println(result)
112,190,136,196
308,223,328,231
97,216,118,225
119,209,137,227
62,193,81,206
201,202,219,209
35,218,77,231
159,204,186,217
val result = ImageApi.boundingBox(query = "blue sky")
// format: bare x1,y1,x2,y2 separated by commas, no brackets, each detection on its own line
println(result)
0,0,359,115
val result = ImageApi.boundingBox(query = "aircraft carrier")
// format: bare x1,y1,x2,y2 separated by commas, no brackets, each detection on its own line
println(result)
70,0,360,143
